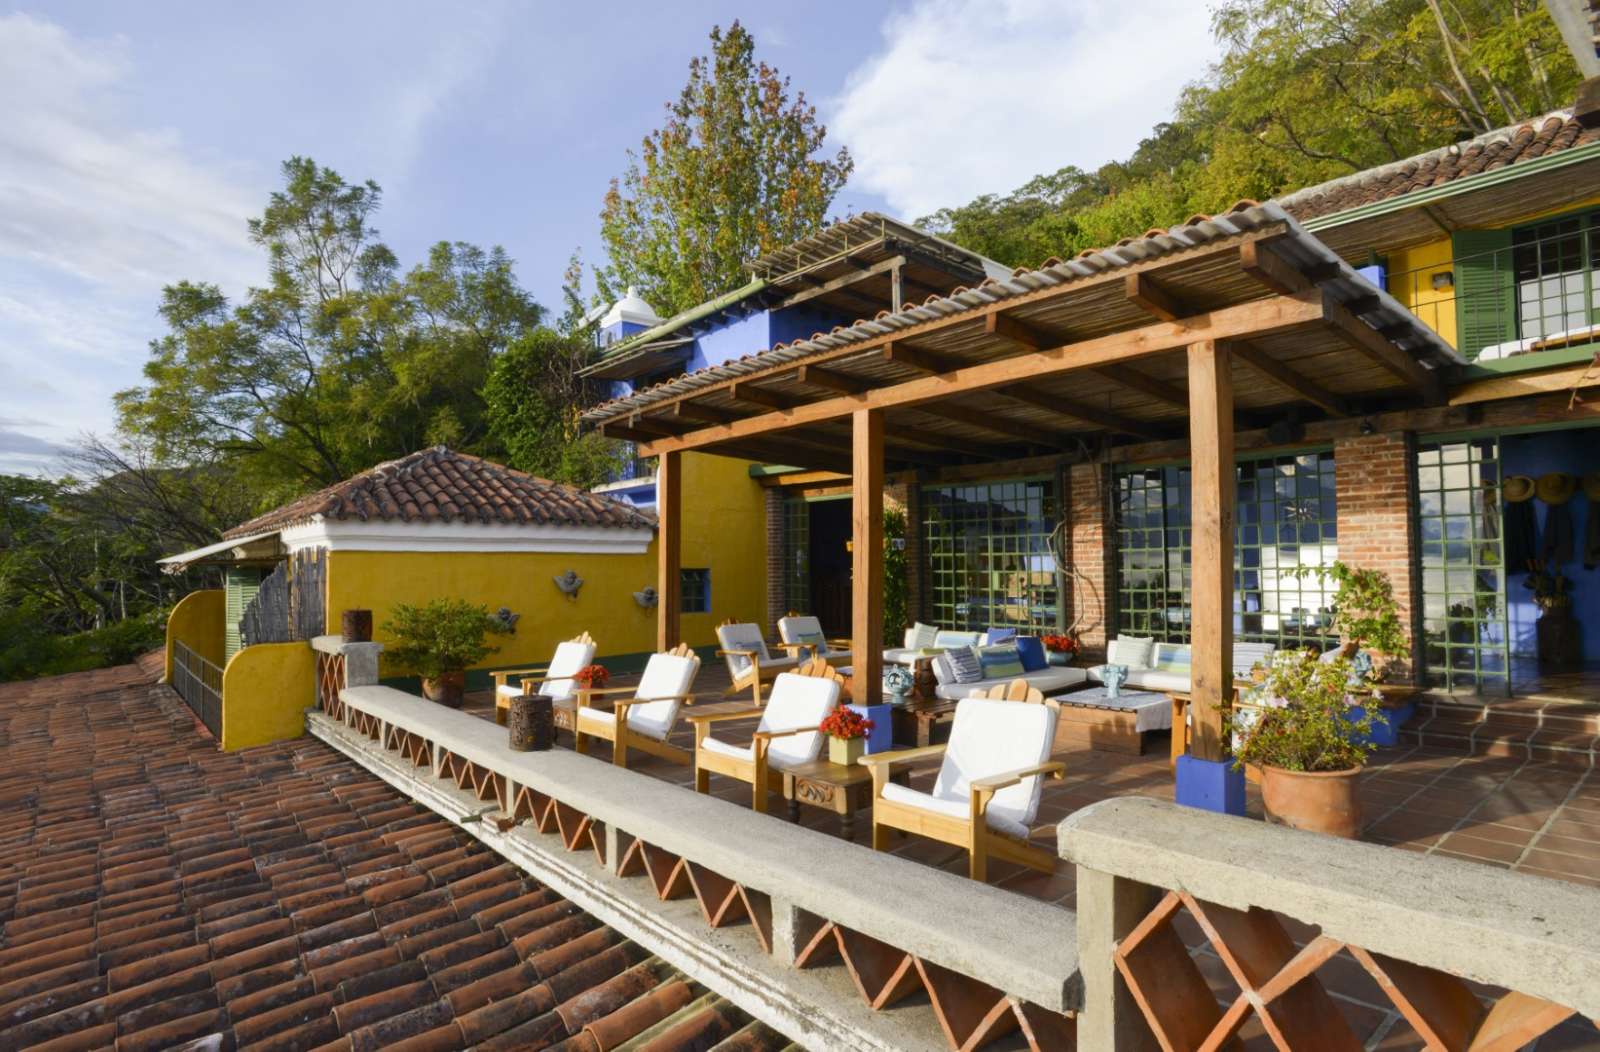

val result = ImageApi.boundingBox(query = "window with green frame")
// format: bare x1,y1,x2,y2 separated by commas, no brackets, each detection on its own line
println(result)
1452,207,1600,360
1415,438,1508,693
781,496,810,615
1113,451,1340,649
920,478,1061,633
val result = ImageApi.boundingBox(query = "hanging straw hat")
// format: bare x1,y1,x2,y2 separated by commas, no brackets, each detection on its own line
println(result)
1502,475,1535,503
1583,472,1600,502
1536,472,1576,505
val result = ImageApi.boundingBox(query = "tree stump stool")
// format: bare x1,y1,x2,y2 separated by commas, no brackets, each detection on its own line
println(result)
508,692,553,752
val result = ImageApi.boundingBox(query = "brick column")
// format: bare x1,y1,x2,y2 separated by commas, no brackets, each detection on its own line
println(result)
765,488,787,635
1068,461,1114,662
1334,432,1419,682
901,482,925,626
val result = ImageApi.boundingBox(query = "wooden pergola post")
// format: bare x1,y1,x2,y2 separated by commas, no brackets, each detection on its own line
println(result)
1186,340,1234,764
657,450,682,651
851,409,885,704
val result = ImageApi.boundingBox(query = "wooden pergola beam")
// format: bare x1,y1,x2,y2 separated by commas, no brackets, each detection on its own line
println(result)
916,401,1073,448
797,363,870,394
635,291,1326,457
891,423,1022,459
1090,366,1189,410
1227,340,1351,416
628,414,690,437
1239,240,1310,296
1125,273,1188,322
669,401,741,425
995,385,1169,440
599,421,664,444
728,381,796,410
776,254,906,310
883,341,959,374
1321,293,1441,401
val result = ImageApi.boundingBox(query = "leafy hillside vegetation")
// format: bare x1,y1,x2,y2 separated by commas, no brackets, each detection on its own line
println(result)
917,0,1579,268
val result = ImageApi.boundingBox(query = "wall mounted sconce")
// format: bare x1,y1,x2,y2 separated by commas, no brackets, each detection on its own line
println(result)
1431,270,1454,291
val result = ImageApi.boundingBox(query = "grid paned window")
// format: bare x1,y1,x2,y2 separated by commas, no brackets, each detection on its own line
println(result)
1113,452,1339,649
921,479,1060,633
1415,438,1508,693
1513,212,1600,341
782,497,810,615
680,568,711,614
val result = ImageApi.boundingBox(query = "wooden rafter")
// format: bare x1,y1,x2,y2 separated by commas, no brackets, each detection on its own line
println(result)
775,254,906,310
796,363,870,394
1090,366,1189,410
1239,240,1310,296
728,381,796,410
670,402,741,425
636,291,1327,457
915,402,1073,448
599,421,663,444
890,423,1019,459
883,341,959,374
994,384,1168,440
1226,340,1350,416
1125,272,1188,322
1321,293,1441,401
627,414,687,437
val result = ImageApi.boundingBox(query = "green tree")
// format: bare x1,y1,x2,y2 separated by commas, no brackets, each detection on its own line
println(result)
598,21,854,316
116,157,545,497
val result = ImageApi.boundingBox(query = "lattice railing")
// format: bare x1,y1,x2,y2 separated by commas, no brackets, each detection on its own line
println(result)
1060,796,1600,1051
321,686,1079,1051
171,640,223,737
316,649,346,717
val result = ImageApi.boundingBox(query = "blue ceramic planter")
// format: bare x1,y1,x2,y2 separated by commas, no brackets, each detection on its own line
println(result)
1346,700,1416,747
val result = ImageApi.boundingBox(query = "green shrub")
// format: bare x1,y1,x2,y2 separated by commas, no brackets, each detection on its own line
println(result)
1226,649,1378,773
381,599,508,680
0,611,166,682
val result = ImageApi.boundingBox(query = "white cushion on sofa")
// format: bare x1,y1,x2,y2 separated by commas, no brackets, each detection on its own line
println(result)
933,666,1087,701
1106,636,1154,669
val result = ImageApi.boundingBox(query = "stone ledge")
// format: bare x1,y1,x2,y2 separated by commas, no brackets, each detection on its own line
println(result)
1058,796,1600,1020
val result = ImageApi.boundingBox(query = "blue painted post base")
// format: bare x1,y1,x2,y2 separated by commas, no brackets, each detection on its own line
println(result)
1175,755,1247,816
847,704,894,754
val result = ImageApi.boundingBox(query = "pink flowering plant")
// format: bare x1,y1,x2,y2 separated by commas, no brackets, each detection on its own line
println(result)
1224,648,1379,773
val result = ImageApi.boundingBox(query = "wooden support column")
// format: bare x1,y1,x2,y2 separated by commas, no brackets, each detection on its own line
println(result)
657,451,682,651
851,409,885,705
1187,341,1234,763
890,263,903,312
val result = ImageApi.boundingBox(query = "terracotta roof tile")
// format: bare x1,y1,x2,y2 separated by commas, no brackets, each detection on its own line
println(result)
224,446,654,539
0,660,794,1052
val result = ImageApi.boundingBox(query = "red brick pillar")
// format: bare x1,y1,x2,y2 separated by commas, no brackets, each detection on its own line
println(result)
891,482,925,629
765,488,787,636
1334,432,1419,682
1068,461,1115,662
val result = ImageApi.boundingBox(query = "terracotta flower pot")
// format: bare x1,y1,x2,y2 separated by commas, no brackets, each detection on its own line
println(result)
1260,765,1362,839
421,671,466,709
828,737,865,766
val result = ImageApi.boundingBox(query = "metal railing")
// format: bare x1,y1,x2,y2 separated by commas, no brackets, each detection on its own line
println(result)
171,640,223,738
1389,223,1600,362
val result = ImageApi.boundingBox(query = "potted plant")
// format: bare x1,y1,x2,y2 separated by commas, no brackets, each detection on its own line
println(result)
1226,648,1378,838
1041,634,1079,667
382,599,509,708
820,705,874,766
573,664,610,691
1288,562,1409,680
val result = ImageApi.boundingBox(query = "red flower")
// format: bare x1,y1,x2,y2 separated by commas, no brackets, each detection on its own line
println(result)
818,705,874,740
1042,634,1078,654
574,664,609,688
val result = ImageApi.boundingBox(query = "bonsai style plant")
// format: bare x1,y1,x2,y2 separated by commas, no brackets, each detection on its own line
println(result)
382,599,509,708
1226,648,1379,838
1289,562,1409,681
819,705,874,766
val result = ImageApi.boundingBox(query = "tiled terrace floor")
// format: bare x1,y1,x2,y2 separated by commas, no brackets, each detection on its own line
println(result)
0,658,796,1052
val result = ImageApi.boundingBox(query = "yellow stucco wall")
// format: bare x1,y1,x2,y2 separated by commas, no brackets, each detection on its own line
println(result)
322,453,769,676
1385,193,1600,353
165,588,225,683
220,641,316,750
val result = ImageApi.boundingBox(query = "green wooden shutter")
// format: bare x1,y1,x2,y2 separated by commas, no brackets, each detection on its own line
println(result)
1452,229,1515,361
224,566,263,662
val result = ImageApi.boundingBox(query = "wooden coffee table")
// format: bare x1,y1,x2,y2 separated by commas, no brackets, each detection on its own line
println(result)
890,698,959,747
781,758,911,841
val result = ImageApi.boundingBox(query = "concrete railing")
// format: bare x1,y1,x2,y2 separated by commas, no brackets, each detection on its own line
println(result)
1060,796,1600,1050
311,684,1079,1051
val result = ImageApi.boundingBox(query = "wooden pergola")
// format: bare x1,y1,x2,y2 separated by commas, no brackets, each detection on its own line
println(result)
583,203,1461,764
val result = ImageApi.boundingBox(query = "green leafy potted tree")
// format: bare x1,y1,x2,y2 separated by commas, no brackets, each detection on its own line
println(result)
382,599,509,708
1290,561,1409,680
1227,649,1378,838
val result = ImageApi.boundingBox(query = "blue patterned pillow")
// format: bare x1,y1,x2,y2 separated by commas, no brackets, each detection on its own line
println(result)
978,644,1025,680
946,645,984,683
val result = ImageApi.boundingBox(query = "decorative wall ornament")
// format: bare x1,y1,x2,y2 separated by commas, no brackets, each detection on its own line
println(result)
633,586,659,608
553,570,584,600
492,607,521,633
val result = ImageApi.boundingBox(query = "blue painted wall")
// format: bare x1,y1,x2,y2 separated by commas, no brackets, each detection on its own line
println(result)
1500,431,1600,661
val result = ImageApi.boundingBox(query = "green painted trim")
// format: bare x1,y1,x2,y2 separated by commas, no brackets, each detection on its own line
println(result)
1302,141,1600,232
1452,343,1599,380
597,278,768,361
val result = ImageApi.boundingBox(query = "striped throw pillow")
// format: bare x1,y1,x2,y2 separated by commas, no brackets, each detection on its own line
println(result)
978,644,1025,680
945,645,984,684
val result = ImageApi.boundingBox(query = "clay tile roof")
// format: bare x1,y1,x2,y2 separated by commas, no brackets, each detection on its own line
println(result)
1277,111,1600,223
223,447,654,539
0,660,788,1052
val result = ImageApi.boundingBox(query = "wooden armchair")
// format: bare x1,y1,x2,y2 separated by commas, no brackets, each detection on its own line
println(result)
690,668,843,813
715,620,799,705
573,643,700,768
861,683,1065,881
490,631,596,726
775,613,853,665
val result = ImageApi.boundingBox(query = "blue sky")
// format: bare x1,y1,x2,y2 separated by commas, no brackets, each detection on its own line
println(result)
0,1,1219,474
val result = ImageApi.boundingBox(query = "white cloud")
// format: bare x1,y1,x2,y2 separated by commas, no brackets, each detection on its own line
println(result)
830,0,1220,220
0,13,263,474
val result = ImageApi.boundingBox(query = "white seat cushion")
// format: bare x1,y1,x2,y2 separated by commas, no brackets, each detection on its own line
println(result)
1106,636,1155,669
879,782,1031,839
541,639,596,702
933,667,1086,701
495,682,524,699
780,616,844,656
920,697,1056,832
583,651,698,741
933,630,982,649
717,623,773,679
700,672,840,769
1088,665,1191,693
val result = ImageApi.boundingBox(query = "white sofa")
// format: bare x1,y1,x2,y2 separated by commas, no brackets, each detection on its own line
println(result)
1086,637,1275,694
927,649,1087,701
882,626,984,666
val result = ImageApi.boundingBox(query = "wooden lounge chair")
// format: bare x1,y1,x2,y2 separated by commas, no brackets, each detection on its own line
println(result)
689,664,843,813
861,680,1065,881
573,643,700,768
490,631,596,726
716,620,799,705
775,613,853,665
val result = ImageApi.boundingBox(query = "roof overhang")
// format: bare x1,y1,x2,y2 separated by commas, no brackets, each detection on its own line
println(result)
582,204,1460,475
277,517,653,555
158,530,283,574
